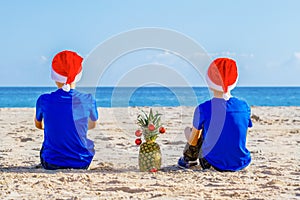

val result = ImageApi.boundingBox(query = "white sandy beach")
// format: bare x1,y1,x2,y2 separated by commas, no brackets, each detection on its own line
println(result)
0,106,299,199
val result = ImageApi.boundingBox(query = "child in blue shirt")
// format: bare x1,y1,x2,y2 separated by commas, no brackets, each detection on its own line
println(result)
178,58,252,171
35,50,98,170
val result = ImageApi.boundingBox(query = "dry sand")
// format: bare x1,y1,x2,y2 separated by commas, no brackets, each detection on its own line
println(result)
0,106,299,199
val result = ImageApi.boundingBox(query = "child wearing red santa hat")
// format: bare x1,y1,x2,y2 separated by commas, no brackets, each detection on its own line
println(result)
178,58,252,171
35,50,98,170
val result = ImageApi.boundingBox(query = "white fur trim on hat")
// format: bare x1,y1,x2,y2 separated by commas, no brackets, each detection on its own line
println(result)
51,68,67,83
51,69,83,84
74,70,82,83
205,73,239,93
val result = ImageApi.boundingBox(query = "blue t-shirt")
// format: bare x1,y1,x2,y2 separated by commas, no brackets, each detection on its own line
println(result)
193,97,252,171
36,89,98,168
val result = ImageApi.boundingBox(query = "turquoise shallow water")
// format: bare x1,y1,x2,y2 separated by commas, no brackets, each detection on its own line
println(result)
0,87,299,107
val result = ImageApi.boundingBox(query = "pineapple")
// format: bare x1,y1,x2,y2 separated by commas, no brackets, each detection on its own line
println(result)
135,108,166,172
139,141,161,172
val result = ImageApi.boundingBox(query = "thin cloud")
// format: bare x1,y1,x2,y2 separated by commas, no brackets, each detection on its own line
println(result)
40,56,49,63
277,52,300,71
150,50,179,65
240,53,254,58
220,51,236,57
294,52,300,60
192,52,254,59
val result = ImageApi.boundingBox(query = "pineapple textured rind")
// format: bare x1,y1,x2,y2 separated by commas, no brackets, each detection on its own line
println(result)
138,141,162,172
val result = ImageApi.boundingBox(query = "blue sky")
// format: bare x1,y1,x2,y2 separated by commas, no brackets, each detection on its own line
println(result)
0,0,300,86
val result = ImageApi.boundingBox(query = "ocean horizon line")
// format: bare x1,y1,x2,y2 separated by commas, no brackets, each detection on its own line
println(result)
1,87,300,107
0,85,299,88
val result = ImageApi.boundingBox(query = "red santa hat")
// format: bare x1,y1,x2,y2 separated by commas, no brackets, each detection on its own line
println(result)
51,50,83,92
206,58,238,96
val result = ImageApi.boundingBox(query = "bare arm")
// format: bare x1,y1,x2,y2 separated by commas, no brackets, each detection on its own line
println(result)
188,127,201,146
88,118,97,130
34,117,44,130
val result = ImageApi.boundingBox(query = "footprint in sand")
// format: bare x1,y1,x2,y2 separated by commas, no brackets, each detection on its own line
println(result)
105,186,147,193
19,137,34,142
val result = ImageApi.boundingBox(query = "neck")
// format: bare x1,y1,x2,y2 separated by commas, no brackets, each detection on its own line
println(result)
212,89,231,99
213,90,223,98
55,82,76,89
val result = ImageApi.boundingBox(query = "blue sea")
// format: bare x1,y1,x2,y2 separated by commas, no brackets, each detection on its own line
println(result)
0,87,299,107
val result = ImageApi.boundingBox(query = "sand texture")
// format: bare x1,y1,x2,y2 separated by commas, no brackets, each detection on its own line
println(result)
0,106,299,199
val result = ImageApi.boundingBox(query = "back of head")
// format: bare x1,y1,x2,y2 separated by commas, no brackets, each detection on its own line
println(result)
206,57,238,94
51,50,83,92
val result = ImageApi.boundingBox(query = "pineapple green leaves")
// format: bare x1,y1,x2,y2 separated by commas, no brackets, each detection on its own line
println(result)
137,108,162,128
136,108,165,142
